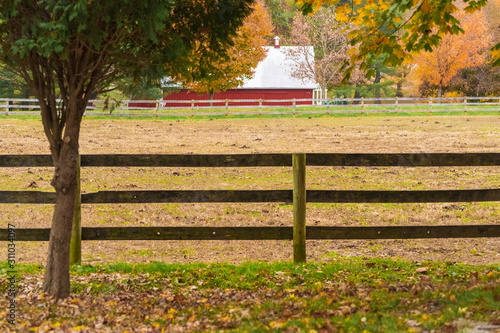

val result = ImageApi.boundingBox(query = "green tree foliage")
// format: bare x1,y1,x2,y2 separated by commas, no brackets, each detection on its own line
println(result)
367,56,396,102
261,0,298,39
0,64,30,98
0,0,253,298
97,77,164,101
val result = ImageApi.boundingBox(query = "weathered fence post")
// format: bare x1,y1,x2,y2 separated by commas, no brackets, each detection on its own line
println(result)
120,101,125,119
225,99,229,117
464,98,467,115
429,98,433,116
361,97,365,115
191,100,195,118
6,99,10,116
293,153,306,263
395,97,398,116
155,101,159,120
259,98,262,117
293,98,296,115
69,155,82,265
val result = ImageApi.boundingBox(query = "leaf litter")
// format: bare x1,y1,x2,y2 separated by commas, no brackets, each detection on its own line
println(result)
1,260,499,332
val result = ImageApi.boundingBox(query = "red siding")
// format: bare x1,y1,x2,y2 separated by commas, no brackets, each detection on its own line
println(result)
163,89,314,107
128,99,156,109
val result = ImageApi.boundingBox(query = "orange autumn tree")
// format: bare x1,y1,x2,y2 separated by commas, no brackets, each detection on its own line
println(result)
412,10,491,98
169,2,272,101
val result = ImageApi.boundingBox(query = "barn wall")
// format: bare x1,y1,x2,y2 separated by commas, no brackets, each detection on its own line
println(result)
163,89,314,107
128,100,157,109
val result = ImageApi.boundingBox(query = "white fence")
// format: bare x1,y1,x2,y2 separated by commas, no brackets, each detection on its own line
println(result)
1,96,499,117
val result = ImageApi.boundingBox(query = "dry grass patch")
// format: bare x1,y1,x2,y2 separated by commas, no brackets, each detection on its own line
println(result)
1,116,499,266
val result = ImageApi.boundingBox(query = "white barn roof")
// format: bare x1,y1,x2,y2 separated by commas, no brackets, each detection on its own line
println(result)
241,46,317,90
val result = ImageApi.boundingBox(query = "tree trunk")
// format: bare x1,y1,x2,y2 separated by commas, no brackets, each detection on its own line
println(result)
354,88,361,104
374,69,381,104
43,117,81,298
396,81,404,97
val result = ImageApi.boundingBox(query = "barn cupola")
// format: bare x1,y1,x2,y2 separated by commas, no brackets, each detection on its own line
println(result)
274,36,280,49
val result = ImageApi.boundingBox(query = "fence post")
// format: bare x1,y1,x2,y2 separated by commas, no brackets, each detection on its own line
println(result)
259,98,262,116
395,97,398,116
155,101,159,120
293,98,296,115
464,98,467,115
121,101,125,119
429,98,432,116
225,99,229,117
191,100,195,118
293,153,306,263
70,155,82,265
6,99,10,116
361,97,365,115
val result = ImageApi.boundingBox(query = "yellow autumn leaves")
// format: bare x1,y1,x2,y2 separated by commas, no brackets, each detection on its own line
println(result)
334,0,390,25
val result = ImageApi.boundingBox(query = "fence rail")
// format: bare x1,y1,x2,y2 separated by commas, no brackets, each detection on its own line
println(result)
1,153,499,264
2,189,500,204
2,153,500,167
2,225,499,242
1,96,499,117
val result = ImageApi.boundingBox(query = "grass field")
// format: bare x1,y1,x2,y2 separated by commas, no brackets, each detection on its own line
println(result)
1,115,499,266
0,114,499,331
2,100,500,121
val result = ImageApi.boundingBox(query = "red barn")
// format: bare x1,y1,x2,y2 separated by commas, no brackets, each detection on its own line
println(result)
163,37,317,107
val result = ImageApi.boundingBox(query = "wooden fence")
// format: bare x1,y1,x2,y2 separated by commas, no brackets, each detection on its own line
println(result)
1,153,500,264
1,96,500,118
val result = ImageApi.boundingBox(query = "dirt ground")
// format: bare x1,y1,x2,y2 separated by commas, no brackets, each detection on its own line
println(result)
1,115,499,267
